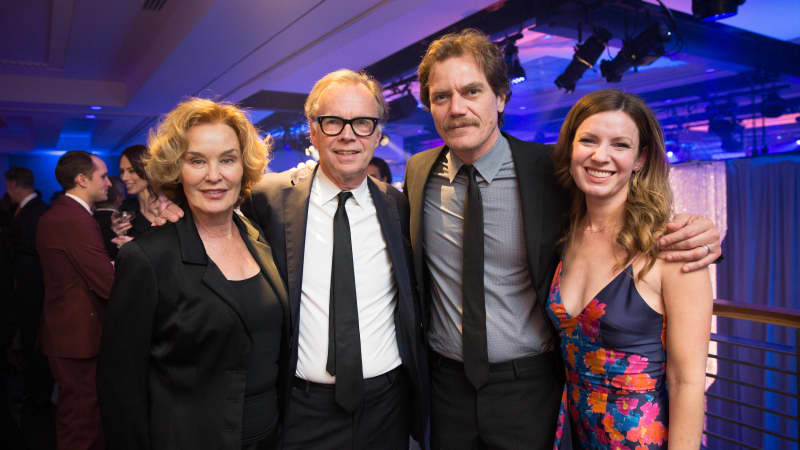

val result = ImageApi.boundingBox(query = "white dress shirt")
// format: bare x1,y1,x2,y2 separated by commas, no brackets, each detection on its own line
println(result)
18,192,38,209
65,193,93,215
295,169,401,383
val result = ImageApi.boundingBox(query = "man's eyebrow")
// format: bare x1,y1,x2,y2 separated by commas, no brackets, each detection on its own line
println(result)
460,82,483,91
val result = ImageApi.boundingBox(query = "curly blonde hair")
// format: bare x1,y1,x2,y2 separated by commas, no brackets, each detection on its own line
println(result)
552,89,673,279
145,97,271,206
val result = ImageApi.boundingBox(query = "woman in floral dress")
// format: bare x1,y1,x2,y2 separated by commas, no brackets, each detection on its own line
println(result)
548,89,713,449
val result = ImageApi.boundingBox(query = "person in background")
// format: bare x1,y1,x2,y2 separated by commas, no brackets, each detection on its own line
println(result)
548,89,712,449
36,151,114,450
98,98,288,450
367,156,393,183
403,28,720,449
112,144,159,243
94,176,125,259
5,167,53,445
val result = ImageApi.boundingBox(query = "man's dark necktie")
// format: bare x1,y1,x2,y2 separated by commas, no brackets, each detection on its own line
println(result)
326,191,362,412
462,165,489,389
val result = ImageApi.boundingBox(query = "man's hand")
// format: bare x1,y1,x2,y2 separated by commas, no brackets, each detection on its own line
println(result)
152,194,183,225
659,213,721,272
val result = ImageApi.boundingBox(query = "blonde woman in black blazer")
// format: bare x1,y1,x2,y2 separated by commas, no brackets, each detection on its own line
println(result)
98,98,288,450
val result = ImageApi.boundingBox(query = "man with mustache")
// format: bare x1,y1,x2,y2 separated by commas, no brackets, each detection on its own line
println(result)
403,29,721,449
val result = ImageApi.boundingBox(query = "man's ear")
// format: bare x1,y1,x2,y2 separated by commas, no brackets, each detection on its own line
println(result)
75,173,89,188
496,93,507,115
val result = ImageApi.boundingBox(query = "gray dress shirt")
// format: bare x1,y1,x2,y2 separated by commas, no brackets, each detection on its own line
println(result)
424,134,554,363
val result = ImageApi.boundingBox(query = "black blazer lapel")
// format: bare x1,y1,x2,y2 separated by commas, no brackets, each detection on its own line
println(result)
405,147,447,300
176,210,252,340
235,213,289,316
368,179,412,303
506,132,546,292
282,166,314,326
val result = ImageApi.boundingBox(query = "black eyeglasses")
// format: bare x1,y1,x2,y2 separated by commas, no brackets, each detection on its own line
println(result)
315,116,380,137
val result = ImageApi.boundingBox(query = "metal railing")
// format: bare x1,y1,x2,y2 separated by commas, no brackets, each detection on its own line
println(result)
703,299,800,449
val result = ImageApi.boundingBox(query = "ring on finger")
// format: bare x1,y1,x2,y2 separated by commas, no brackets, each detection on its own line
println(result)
703,244,711,256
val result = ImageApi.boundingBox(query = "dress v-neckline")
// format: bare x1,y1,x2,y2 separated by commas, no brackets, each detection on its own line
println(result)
556,261,633,319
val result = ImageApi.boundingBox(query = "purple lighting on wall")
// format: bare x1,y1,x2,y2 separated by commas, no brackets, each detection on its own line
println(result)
90,106,103,110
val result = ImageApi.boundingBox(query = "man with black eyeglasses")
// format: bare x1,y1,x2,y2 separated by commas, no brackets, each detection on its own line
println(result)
158,69,427,449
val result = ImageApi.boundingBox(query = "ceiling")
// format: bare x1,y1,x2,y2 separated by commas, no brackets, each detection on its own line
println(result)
1,0,799,173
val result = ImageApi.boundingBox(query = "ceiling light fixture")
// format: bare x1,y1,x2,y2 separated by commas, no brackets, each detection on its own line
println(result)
502,33,527,85
600,22,672,83
692,0,745,21
387,91,419,122
555,27,612,93
761,92,787,118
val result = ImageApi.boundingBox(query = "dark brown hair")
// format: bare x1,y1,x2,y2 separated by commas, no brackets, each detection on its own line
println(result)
121,145,149,181
418,28,511,123
4,166,34,189
55,151,96,191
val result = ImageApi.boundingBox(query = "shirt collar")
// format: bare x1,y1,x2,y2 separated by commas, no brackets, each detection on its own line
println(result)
445,132,509,184
18,192,37,209
313,166,370,207
65,193,93,214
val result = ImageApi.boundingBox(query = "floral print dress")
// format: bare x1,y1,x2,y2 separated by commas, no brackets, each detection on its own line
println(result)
547,262,668,449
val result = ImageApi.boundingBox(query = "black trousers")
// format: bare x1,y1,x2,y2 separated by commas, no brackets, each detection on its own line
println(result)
430,351,563,450
283,366,410,450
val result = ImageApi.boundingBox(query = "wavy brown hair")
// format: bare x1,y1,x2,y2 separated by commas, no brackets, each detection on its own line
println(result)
552,89,673,279
418,28,511,124
145,98,271,206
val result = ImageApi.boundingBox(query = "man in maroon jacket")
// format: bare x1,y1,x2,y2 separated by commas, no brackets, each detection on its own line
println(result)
36,151,113,450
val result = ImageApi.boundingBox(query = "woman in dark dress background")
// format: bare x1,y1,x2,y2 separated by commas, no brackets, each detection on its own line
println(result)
98,98,288,450
112,144,159,244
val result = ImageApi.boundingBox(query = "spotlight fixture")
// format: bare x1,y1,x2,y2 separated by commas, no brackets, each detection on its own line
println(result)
600,22,671,83
761,92,787,118
555,27,612,92
706,102,743,152
387,92,418,122
503,35,526,85
692,0,745,21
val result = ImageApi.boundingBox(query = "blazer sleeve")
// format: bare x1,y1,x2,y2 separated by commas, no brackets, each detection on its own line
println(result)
67,217,114,299
98,241,159,450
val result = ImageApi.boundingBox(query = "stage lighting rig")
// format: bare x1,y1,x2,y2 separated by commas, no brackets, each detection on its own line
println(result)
501,33,527,85
555,27,612,92
600,22,672,83
706,102,743,152
761,92,787,118
692,0,745,21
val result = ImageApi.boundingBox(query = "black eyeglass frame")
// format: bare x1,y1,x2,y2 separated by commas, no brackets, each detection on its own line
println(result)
315,116,381,137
